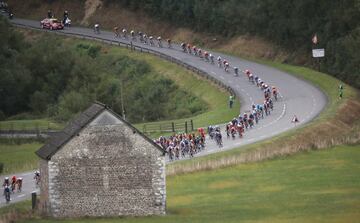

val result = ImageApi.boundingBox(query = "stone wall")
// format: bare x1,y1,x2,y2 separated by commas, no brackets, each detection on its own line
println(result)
44,111,166,218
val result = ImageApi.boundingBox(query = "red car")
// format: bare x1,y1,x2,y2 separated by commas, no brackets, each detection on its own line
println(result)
40,18,64,30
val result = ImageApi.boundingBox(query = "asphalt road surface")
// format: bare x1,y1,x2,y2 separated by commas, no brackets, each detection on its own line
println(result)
0,16,327,207
0,171,39,207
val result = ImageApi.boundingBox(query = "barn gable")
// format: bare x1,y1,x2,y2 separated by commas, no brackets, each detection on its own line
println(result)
36,102,166,218
36,102,165,160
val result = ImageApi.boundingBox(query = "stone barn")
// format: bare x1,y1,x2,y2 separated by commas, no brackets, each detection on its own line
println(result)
36,102,166,218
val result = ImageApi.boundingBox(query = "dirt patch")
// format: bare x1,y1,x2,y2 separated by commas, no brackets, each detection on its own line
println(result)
81,0,103,25
208,181,241,190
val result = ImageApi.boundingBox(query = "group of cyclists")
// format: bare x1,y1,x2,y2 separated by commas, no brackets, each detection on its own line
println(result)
155,129,206,161
2,171,40,203
109,26,173,48
0,1,13,19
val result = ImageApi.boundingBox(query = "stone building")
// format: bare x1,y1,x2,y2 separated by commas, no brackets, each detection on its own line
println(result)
36,102,166,218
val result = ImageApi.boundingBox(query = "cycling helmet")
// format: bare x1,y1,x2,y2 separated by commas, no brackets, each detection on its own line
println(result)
5,177,9,180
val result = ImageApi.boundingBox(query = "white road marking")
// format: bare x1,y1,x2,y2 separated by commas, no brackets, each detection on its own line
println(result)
262,103,286,128
17,194,26,198
220,76,225,80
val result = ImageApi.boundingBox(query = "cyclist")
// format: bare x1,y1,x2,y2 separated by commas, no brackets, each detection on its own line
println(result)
3,177,9,187
249,72,254,83
167,39,172,48
217,56,222,67
187,43,192,54
138,31,144,42
209,53,214,64
143,34,148,44
130,30,135,41
4,185,10,203
34,171,40,186
181,43,186,52
157,36,162,47
215,129,223,147
224,62,230,72
204,51,209,62
11,176,16,193
272,86,278,101
149,36,154,46
198,49,203,58
234,67,239,76
192,46,197,56
16,178,23,192
94,23,100,34
113,26,119,38
122,28,127,39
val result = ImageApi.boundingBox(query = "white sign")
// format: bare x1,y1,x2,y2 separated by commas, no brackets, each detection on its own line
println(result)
312,48,325,58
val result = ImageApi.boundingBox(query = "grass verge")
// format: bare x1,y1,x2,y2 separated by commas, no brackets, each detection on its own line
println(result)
0,143,42,174
6,144,360,223
0,200,32,223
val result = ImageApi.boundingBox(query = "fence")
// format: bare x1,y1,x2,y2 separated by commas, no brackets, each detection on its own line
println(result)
142,120,194,135
0,122,59,138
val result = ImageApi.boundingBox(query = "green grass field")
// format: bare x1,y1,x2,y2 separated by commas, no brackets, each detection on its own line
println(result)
8,144,359,223
0,119,64,131
0,143,42,174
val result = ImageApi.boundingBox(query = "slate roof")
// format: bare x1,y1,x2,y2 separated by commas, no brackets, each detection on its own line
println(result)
36,102,165,160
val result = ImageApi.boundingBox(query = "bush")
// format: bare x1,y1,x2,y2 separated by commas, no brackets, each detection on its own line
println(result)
0,110,6,121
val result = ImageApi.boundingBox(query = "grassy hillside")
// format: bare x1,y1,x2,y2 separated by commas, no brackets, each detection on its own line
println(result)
8,0,360,88
0,24,239,131
0,142,42,174
3,144,359,222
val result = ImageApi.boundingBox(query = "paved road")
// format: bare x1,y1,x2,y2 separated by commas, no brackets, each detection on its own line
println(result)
0,171,39,207
0,16,327,206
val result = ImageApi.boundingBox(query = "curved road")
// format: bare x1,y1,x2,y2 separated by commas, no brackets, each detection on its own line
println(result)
1,16,327,207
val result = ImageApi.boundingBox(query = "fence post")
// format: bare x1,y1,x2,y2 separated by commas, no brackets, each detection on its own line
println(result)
185,121,188,133
36,123,40,138
172,122,175,132
32,192,37,210
190,120,194,131
10,123,14,137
